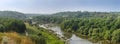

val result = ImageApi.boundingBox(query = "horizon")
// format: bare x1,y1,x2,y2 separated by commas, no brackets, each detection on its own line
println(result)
1,10,120,14
0,0,120,14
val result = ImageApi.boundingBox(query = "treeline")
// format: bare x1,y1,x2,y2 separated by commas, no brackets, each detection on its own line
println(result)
33,11,120,24
0,11,26,20
0,18,26,33
53,11,120,18
60,17,120,43
33,15,64,24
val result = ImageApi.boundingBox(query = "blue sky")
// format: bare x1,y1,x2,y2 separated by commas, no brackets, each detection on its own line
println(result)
0,0,120,14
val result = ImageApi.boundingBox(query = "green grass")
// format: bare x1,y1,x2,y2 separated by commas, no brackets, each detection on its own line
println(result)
25,23,65,44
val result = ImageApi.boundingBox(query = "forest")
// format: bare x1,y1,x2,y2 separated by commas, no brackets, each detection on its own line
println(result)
33,11,120,44
0,18,26,33
0,11,120,44
61,18,120,43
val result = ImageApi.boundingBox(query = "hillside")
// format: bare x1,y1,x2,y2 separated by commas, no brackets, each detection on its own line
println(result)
0,11,26,20
0,18,34,44
25,14,50,17
0,18,64,44
53,11,120,18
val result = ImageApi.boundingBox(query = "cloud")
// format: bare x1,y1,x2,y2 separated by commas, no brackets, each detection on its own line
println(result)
0,0,119,13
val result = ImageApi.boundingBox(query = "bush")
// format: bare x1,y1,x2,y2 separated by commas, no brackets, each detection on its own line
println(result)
112,29,120,43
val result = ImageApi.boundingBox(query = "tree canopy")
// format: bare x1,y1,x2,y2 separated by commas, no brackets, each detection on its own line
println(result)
0,18,26,33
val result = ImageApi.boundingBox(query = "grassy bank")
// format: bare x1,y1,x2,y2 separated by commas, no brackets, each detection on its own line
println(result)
25,23,65,44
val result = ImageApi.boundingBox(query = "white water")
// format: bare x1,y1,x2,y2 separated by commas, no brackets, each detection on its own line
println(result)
39,24,94,44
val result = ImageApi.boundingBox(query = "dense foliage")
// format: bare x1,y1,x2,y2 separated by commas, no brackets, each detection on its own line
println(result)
60,17,120,43
33,11,120,43
0,18,26,33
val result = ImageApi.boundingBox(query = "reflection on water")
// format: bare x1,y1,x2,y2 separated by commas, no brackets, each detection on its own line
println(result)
39,24,95,44
70,34,93,44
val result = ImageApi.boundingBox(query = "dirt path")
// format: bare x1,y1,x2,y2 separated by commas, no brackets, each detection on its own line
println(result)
1,36,16,44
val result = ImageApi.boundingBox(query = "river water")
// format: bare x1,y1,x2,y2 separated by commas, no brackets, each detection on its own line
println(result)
69,34,93,44
39,24,95,44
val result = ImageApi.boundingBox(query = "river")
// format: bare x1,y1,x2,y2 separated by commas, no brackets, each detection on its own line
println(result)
39,24,95,44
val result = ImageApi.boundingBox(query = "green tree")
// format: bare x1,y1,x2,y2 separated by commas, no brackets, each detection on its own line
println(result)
112,29,120,43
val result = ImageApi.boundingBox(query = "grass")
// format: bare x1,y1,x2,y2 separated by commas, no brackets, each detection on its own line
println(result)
0,32,35,44
25,23,65,44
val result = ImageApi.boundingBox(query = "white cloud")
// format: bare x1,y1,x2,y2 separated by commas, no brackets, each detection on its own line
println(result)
0,0,119,14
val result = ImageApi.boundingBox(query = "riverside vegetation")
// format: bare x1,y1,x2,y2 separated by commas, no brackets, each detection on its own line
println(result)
33,11,120,44
0,18,64,44
0,11,120,44
0,11,64,44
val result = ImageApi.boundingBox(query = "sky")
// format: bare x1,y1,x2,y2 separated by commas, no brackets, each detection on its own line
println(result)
0,0,120,14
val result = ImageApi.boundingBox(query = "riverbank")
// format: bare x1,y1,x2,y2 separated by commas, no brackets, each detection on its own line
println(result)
25,23,65,44
39,24,69,44
75,33,120,44
39,24,98,44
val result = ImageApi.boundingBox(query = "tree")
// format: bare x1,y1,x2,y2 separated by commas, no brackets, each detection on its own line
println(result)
91,28,100,40
0,18,26,33
112,29,120,43
104,31,111,40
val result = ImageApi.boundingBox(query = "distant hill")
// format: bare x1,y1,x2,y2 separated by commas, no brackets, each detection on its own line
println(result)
0,11,26,20
53,11,120,18
25,13,50,17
